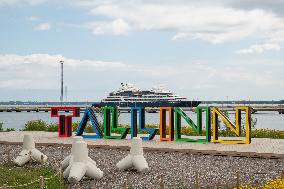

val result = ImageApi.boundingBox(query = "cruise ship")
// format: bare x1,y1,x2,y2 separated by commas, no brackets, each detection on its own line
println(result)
92,83,201,107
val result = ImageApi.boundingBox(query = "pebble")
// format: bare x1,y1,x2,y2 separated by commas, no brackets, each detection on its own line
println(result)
0,144,283,189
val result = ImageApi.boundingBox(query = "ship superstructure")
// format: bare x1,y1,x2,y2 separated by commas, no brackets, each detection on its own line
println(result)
94,83,200,107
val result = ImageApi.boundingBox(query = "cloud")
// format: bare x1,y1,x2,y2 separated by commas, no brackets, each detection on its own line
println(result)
78,1,284,44
0,54,129,89
74,0,284,56
2,0,284,45
34,23,51,31
224,0,284,16
90,18,130,35
0,0,46,6
26,16,40,21
235,43,281,54
0,53,283,100
0,54,127,70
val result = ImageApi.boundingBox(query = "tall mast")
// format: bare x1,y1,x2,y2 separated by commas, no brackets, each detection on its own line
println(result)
65,86,68,102
60,60,64,106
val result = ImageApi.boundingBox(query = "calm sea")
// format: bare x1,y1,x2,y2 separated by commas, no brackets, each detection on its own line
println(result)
0,111,283,130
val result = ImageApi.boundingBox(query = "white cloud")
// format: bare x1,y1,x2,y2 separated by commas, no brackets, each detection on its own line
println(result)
235,43,281,54
0,0,46,6
0,54,127,69
82,1,284,44
74,0,284,56
0,54,129,89
0,53,283,100
26,16,40,21
34,23,51,31
90,18,130,35
3,0,284,49
3,0,284,46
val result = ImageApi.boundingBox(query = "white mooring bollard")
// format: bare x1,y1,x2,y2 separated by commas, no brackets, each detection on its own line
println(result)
116,137,149,173
14,135,47,166
62,138,103,183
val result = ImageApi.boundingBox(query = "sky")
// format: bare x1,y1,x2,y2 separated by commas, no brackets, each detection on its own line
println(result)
0,0,284,102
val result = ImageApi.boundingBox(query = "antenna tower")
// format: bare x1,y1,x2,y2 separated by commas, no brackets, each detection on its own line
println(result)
60,60,64,106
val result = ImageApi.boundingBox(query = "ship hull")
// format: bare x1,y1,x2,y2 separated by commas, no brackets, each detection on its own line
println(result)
92,101,201,107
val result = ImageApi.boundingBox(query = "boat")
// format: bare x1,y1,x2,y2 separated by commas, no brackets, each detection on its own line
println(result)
92,83,201,107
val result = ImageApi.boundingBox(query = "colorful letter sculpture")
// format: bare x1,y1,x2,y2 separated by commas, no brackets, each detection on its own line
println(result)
159,107,174,141
174,107,211,142
76,108,104,138
116,137,149,173
104,106,130,139
14,135,47,166
74,105,252,144
212,106,251,144
51,107,80,137
130,107,158,140
63,139,103,183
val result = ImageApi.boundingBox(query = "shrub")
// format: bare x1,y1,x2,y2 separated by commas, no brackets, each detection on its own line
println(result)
19,120,284,139
72,121,103,133
71,122,94,133
0,122,15,132
22,120,99,133
5,128,15,132
72,122,80,131
46,123,58,132
85,124,95,133
23,120,48,131
251,129,284,139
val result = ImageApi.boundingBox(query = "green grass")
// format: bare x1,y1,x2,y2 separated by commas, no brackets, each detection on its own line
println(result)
22,120,96,133
251,128,284,139
0,164,66,189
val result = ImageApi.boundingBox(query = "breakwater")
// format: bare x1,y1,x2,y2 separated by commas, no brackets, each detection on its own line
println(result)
0,105,284,114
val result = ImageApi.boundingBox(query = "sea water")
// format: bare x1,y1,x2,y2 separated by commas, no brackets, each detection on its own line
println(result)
0,111,283,131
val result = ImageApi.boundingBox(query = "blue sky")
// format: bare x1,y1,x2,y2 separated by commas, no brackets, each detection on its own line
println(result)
0,0,284,101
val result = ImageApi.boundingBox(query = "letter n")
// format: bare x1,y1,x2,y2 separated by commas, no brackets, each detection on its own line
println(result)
174,106,211,142
212,106,251,144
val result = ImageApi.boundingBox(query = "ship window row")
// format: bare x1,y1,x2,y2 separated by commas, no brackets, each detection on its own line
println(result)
105,97,184,100
104,99,184,102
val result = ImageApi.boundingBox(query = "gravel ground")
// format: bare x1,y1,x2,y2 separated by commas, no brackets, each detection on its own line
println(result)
0,144,283,189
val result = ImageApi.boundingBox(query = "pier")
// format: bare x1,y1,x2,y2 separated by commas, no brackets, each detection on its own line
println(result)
0,105,283,114
0,106,87,113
